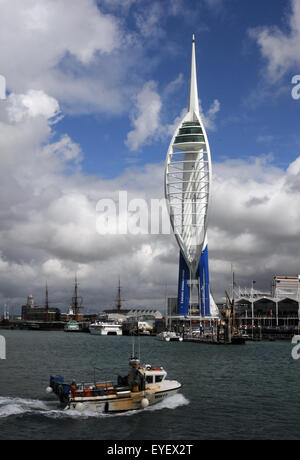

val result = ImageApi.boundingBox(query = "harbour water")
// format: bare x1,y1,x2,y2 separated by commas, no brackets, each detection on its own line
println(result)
0,330,300,440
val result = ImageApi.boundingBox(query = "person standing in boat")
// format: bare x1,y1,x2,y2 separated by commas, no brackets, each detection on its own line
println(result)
128,362,144,391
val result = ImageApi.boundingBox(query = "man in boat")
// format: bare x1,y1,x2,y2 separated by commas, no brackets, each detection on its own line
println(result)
128,366,144,391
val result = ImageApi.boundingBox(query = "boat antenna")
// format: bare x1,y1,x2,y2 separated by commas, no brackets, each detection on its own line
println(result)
136,315,140,360
131,335,135,359
138,334,141,361
93,367,103,386
74,273,78,317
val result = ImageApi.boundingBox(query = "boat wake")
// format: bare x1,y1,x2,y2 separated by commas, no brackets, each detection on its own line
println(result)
0,394,189,420
147,394,189,412
0,396,51,418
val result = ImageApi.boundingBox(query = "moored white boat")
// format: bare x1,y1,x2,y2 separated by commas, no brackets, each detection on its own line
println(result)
64,321,81,332
89,320,123,336
157,331,183,342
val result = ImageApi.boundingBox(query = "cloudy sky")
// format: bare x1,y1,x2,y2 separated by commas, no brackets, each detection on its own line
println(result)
1,0,300,314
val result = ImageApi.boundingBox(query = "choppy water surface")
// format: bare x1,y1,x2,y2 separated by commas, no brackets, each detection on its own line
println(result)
0,331,299,440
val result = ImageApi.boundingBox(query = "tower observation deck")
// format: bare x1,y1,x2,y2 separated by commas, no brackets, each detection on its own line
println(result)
165,35,218,319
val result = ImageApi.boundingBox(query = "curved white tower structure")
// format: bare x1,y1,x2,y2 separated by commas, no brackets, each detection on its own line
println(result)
165,36,217,318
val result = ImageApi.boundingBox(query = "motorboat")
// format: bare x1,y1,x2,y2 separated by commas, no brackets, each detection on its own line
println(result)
157,331,183,342
64,321,81,332
89,320,123,336
47,353,182,413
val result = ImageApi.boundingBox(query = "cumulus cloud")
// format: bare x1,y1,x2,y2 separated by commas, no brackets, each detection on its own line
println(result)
7,90,61,124
0,0,225,121
0,89,178,311
163,74,184,98
126,78,221,152
0,0,205,118
164,98,221,142
249,0,300,80
199,99,221,131
100,0,139,12
1,87,300,312
135,2,165,39
0,0,134,114
209,155,300,292
125,81,162,151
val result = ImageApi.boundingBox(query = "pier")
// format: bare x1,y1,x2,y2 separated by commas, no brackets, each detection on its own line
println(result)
183,336,245,345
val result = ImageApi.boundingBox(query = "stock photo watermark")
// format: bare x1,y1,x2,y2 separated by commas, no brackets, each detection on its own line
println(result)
0,335,6,360
291,335,300,360
96,191,172,236
0,74,6,100
292,75,300,100
95,190,201,246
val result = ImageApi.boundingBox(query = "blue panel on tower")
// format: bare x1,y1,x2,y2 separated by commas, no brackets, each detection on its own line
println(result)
178,251,190,316
203,246,210,316
198,245,210,317
198,253,205,317
177,246,211,317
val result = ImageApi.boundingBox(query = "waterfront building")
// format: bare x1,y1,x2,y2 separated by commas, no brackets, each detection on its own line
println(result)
165,35,219,326
21,294,61,322
125,309,163,320
233,274,300,333
122,310,164,335
271,275,300,299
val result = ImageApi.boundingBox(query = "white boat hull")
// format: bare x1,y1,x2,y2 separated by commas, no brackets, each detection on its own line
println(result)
67,385,181,413
50,361,182,414
157,332,183,342
89,327,122,336
64,325,81,332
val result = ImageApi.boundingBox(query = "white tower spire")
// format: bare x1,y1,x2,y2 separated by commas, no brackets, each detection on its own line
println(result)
188,34,199,115
165,35,218,319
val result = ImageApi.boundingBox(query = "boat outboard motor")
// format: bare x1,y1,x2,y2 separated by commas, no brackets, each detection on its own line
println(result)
49,376,70,404
50,376,64,392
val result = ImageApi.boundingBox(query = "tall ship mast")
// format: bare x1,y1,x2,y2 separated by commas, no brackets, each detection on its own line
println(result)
116,277,122,314
103,277,130,316
45,281,49,322
71,274,83,319
64,275,84,332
